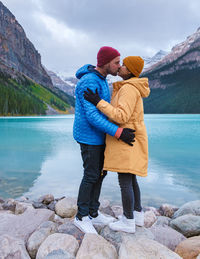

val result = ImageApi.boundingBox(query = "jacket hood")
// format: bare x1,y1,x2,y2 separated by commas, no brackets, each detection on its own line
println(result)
76,64,105,80
113,77,150,98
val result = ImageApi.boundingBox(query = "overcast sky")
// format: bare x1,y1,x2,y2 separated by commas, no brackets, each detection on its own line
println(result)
2,0,200,76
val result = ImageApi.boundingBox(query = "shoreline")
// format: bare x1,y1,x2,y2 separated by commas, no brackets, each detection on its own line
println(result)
0,194,200,258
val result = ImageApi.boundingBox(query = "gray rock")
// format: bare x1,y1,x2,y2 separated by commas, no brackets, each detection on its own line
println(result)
0,197,5,203
173,200,200,219
99,199,115,217
53,214,67,225
152,216,171,227
27,221,57,258
55,197,77,218
0,208,55,242
159,203,179,218
47,201,56,211
15,201,34,215
2,198,16,212
36,233,79,259
44,249,75,259
111,205,123,218
0,234,31,259
150,225,186,251
170,214,200,237
33,202,47,209
38,194,54,205
100,225,154,251
16,196,29,202
143,206,161,216
57,220,84,245
55,196,66,201
76,233,118,259
100,206,115,217
144,210,157,227
119,237,182,259
99,199,110,208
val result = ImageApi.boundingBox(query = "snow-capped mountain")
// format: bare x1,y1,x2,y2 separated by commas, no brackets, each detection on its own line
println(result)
142,27,200,113
144,27,200,76
46,69,76,97
143,50,168,69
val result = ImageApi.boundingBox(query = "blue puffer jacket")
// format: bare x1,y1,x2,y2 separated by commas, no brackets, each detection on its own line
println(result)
73,64,119,145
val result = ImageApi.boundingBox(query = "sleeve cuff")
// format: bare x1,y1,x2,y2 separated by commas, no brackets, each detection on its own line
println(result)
114,127,123,139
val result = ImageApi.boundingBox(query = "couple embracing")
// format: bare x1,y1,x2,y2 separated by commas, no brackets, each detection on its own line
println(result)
73,46,150,234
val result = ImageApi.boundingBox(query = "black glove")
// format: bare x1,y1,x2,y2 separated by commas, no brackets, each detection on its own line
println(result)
119,128,136,146
84,88,101,106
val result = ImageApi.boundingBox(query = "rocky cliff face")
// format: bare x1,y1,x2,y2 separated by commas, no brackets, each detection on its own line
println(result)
142,28,200,89
0,1,52,87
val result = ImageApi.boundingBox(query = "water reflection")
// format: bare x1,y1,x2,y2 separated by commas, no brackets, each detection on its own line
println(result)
0,115,199,207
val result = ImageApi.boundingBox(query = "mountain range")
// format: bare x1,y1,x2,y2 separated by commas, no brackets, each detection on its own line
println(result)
142,27,200,113
0,0,199,115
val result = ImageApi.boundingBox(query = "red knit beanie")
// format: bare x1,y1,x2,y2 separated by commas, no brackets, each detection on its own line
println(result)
97,46,120,67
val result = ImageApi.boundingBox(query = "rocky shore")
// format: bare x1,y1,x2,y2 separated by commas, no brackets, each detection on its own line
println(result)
0,195,200,259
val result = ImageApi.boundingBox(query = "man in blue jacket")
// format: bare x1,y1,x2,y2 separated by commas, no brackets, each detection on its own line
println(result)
73,46,135,234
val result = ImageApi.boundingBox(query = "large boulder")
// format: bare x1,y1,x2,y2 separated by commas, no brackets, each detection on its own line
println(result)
100,225,154,251
57,220,85,245
144,210,157,227
119,237,182,259
36,233,79,259
55,197,77,218
152,216,171,227
27,221,57,258
76,233,118,259
170,214,200,237
175,235,200,259
150,225,186,251
0,208,55,242
173,200,200,219
44,249,75,259
0,234,31,259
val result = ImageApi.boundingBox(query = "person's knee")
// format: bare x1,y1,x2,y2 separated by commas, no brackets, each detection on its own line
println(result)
83,172,100,184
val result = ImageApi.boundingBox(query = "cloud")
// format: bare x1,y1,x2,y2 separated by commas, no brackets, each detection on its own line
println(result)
2,0,200,75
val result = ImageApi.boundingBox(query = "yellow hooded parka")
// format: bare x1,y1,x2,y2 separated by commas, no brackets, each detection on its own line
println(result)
96,77,150,177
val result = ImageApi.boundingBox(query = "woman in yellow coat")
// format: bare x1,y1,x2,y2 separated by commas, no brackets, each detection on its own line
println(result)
84,56,150,233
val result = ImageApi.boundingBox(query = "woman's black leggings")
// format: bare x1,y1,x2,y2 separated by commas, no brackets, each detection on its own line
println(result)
118,173,142,219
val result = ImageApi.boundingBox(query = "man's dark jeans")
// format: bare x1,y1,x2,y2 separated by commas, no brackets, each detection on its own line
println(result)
76,143,106,219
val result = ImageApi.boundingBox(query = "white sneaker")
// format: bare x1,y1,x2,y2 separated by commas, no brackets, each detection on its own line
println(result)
118,211,144,227
74,216,98,234
109,215,135,233
134,210,144,227
90,211,116,225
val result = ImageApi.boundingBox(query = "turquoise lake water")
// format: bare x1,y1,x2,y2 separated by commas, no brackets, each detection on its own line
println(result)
0,114,199,207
